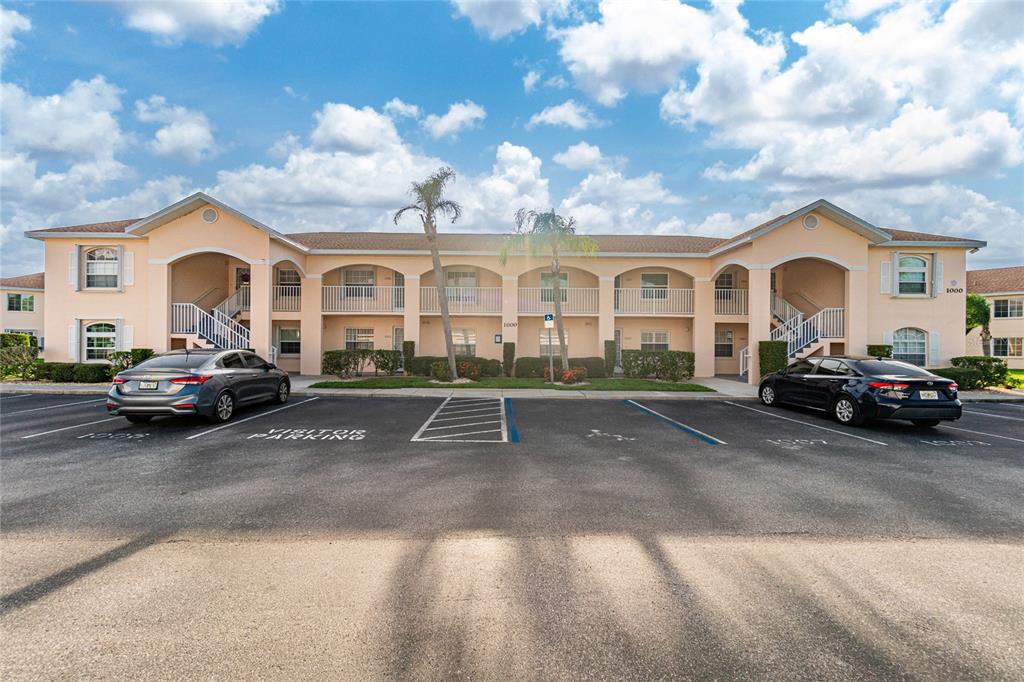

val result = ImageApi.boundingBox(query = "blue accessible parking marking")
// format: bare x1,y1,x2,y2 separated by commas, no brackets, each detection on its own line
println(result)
625,400,727,445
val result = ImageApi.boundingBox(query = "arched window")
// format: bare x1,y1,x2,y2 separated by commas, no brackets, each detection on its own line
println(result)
897,255,928,295
892,328,926,366
85,248,119,288
84,322,116,360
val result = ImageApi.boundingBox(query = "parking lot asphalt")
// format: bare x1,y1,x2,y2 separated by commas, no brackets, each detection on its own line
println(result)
2,392,1023,679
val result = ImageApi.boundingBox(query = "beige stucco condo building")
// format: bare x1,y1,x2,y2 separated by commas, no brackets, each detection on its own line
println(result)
966,266,1024,369
18,193,985,384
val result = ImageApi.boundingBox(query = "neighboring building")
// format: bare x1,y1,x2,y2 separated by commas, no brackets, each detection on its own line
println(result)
967,266,1024,369
0,272,45,347
20,193,985,383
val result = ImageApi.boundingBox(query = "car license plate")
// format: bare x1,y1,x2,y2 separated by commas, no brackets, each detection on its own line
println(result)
919,390,938,400
139,380,159,390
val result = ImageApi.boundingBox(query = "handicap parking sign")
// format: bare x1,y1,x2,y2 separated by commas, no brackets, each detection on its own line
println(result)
544,313,554,328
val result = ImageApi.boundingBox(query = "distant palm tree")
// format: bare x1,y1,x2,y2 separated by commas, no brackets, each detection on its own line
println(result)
966,292,992,356
394,167,462,381
499,209,598,372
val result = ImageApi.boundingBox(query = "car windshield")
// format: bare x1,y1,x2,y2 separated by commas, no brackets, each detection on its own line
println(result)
855,360,932,377
133,354,212,371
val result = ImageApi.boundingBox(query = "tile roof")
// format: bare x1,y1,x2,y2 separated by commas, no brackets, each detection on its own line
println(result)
24,214,980,251
0,272,45,289
967,266,1024,294
286,231,728,253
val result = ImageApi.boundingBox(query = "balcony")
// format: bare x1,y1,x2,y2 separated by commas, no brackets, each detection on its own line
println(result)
421,286,502,314
322,285,405,313
273,285,301,312
714,288,748,315
519,287,599,315
615,288,694,315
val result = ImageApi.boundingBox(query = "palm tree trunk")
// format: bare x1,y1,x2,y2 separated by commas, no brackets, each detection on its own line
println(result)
982,325,992,356
551,253,569,371
426,223,459,381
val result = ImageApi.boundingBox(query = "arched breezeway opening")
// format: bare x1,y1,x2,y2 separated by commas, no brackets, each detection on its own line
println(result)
169,249,251,313
769,256,849,323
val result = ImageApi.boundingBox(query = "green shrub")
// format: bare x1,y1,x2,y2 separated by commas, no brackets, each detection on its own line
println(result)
545,365,587,384
514,356,545,378
620,350,695,381
503,342,515,377
931,367,983,390
866,344,893,358
35,362,74,382
950,356,1008,387
758,340,789,377
322,350,363,378
0,332,33,348
0,344,38,379
411,355,499,377
401,340,415,372
131,348,155,365
371,350,402,376
72,363,112,383
604,340,617,376
479,358,502,377
569,356,607,379
431,360,452,381
457,361,481,381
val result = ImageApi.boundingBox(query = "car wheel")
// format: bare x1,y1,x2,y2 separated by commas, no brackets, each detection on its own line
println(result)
272,379,290,405
759,383,777,406
125,415,152,424
209,391,235,423
832,395,864,426
912,419,941,428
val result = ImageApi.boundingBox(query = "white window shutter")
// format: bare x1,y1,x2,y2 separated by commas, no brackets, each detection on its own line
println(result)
880,261,891,294
116,245,125,292
68,248,79,289
123,325,134,350
931,255,943,298
68,322,81,362
115,320,123,351
883,330,893,346
928,330,940,367
890,251,900,297
123,251,134,286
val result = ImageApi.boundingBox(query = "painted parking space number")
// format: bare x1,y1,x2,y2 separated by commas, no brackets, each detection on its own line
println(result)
921,439,990,447
767,438,827,450
247,428,366,441
78,432,149,440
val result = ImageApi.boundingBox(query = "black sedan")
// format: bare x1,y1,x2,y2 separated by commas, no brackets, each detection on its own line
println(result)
107,349,290,423
758,356,961,427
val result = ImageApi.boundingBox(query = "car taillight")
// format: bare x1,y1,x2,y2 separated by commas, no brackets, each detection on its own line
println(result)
868,381,910,390
949,383,958,392
112,377,127,384
170,375,213,385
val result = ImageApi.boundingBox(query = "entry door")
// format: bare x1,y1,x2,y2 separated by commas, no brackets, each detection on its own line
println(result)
614,329,623,370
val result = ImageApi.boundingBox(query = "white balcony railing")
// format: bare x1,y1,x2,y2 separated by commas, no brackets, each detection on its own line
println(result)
518,287,599,314
322,285,405,313
421,286,502,314
714,288,748,315
272,285,301,312
615,288,694,315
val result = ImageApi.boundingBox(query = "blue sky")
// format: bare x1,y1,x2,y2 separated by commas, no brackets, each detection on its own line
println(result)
2,0,1022,275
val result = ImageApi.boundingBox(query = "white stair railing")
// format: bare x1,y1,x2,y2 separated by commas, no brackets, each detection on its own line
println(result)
214,286,250,318
771,293,803,325
171,303,250,350
771,307,845,357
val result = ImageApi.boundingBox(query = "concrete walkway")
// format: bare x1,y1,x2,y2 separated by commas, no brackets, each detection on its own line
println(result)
3,378,1021,402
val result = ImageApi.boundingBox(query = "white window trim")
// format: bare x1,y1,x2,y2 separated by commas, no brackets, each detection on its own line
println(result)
896,255,929,297
276,327,301,356
640,329,670,350
452,328,477,356
6,293,34,312
345,327,374,350
276,269,301,286
83,321,117,362
714,329,733,358
83,247,120,290
892,327,927,366
715,272,734,289
992,337,1023,358
539,328,567,356
993,298,1024,319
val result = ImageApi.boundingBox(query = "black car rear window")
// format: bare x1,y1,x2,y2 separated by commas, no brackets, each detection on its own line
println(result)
855,360,932,376
220,353,246,369
134,354,212,370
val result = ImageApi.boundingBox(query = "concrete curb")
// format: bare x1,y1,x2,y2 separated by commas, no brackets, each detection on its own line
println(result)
2,383,1022,402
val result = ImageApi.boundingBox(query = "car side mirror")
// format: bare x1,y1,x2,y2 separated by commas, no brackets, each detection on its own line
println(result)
264,363,276,370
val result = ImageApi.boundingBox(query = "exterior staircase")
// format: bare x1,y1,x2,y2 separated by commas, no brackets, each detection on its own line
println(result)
171,302,252,350
739,295,844,380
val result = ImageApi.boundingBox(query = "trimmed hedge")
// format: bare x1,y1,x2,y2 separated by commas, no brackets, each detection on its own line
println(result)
323,349,403,378
932,367,983,390
866,344,893,358
950,356,1008,387
0,332,34,348
604,339,616,376
503,342,515,377
758,340,789,377
411,355,501,378
431,360,452,381
514,356,546,378
0,343,38,379
568,356,607,379
620,350,695,382
73,363,112,383
402,340,415,372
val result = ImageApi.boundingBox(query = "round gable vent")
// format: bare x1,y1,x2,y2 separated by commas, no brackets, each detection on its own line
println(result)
802,214,819,230
202,208,219,223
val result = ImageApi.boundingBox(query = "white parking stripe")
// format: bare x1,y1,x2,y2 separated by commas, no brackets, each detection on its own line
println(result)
410,398,453,441
411,397,508,443
425,420,501,431
430,412,501,422
941,424,1024,444
417,428,502,441
184,397,319,440
1,394,31,399
963,409,1024,422
723,401,888,446
21,417,121,440
5,399,106,416
434,406,499,416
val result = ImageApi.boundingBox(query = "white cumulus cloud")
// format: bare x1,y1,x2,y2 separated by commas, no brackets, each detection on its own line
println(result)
135,95,216,164
552,141,605,170
310,103,403,154
451,0,569,40
115,0,281,46
0,7,31,64
526,99,602,130
523,69,541,93
423,100,487,139
383,97,421,119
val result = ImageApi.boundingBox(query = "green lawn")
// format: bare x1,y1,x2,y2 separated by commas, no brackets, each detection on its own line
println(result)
309,376,713,392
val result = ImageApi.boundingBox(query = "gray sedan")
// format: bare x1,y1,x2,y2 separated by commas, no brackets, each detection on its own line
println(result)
107,349,290,423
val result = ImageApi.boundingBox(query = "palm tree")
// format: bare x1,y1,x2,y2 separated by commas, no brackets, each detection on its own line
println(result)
394,167,462,381
498,209,598,372
966,292,992,356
